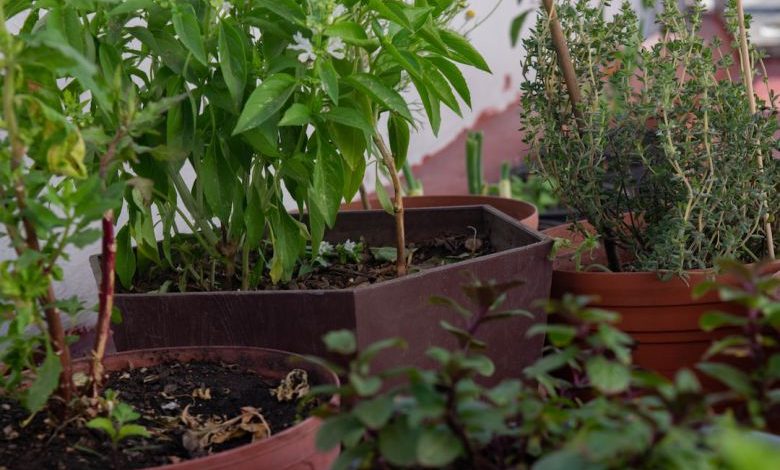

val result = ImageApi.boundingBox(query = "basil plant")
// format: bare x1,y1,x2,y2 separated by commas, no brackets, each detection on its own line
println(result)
105,0,488,291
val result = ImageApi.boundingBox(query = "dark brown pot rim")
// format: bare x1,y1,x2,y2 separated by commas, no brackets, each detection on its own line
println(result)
76,346,339,470
93,205,550,297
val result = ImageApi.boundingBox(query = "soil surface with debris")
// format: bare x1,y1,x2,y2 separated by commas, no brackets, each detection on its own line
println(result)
122,232,494,293
0,361,317,469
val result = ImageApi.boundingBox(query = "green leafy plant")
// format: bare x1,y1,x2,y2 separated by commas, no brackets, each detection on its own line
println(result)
0,1,169,414
520,0,779,273
101,0,489,290
87,390,150,467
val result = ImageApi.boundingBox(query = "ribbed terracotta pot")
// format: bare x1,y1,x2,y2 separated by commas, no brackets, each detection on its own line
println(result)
543,222,780,381
341,195,539,230
75,347,338,470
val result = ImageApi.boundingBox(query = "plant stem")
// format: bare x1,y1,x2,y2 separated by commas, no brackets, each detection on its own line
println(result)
1,25,74,403
358,183,371,209
90,128,125,396
734,0,775,260
373,135,407,276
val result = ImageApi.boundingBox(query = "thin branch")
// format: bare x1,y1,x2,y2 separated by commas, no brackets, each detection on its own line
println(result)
373,135,407,276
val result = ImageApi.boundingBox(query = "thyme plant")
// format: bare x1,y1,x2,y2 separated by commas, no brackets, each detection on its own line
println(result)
520,0,779,274
103,0,487,291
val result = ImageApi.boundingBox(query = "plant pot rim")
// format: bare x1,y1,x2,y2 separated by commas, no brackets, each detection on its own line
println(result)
543,219,780,278
94,205,550,297
77,346,338,470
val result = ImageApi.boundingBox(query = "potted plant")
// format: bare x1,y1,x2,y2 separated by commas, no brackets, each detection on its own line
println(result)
94,0,553,377
312,270,780,468
341,131,541,229
0,6,336,468
519,0,780,379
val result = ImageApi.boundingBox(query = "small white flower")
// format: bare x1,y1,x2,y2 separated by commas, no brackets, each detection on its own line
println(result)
318,241,334,256
332,4,347,19
343,239,357,254
326,36,346,60
289,31,317,63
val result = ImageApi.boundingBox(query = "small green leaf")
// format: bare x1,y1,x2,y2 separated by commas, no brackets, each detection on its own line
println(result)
374,169,394,215
416,428,462,467
117,424,150,441
172,3,207,65
697,362,754,396
699,311,747,331
585,356,630,395
323,330,357,355
279,103,311,126
368,0,412,29
87,417,117,439
526,324,576,347
429,295,472,319
370,246,398,263
108,0,155,16
115,226,136,290
427,56,471,107
388,113,410,168
349,373,382,396
24,348,62,413
316,414,365,451
324,21,376,49
353,395,394,429
379,420,420,466
233,74,297,135
316,59,339,105
322,107,373,134
111,306,123,325
509,11,531,47
438,28,490,72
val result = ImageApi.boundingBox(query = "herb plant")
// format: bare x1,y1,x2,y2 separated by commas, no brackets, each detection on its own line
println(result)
313,270,780,469
102,0,488,291
520,0,779,273
87,390,150,468
0,1,168,413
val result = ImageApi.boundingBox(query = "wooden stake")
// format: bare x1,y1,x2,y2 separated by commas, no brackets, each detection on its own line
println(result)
735,0,775,260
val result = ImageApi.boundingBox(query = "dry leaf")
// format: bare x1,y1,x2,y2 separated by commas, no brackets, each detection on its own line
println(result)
191,387,212,400
270,369,310,402
179,405,271,456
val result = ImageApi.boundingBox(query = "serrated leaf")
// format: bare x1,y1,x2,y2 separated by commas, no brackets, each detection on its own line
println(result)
323,330,357,355
353,395,394,429
24,348,62,413
585,356,630,394
233,74,297,135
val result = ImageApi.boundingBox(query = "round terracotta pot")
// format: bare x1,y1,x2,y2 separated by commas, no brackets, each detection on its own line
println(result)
543,222,780,382
341,195,539,230
77,347,338,470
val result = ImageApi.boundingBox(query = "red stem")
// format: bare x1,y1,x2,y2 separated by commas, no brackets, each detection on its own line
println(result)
90,211,116,396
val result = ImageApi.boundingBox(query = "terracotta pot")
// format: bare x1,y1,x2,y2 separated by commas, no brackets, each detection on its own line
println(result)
92,206,553,384
543,222,780,382
341,195,539,230
74,347,338,470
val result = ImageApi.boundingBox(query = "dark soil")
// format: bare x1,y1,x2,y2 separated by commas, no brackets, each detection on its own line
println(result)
0,361,318,469
121,232,494,293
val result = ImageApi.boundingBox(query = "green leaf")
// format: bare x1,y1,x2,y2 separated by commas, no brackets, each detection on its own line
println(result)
379,420,420,466
310,138,344,228
200,145,236,223
699,311,746,331
344,74,412,121
218,19,248,105
24,348,62,413
233,74,297,135
324,21,376,49
526,324,577,347
703,336,748,359
509,11,531,47
172,3,207,65
108,0,154,15
438,28,490,72
279,103,311,126
87,417,116,439
585,356,630,394
322,107,373,134
388,113,410,168
368,0,412,29
245,186,266,249
316,414,365,451
115,225,136,289
429,295,472,319
416,428,462,467
374,169,394,215
111,306,123,325
697,362,754,396
413,77,441,135
323,330,357,355
268,205,307,283
117,424,150,441
316,59,339,105
427,56,471,107
349,373,382,396
419,58,460,115
254,0,306,26
353,395,394,429
370,246,397,263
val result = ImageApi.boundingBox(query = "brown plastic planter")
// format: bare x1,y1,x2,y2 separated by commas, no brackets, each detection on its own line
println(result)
544,222,780,382
92,206,552,382
75,346,338,470
341,195,539,230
